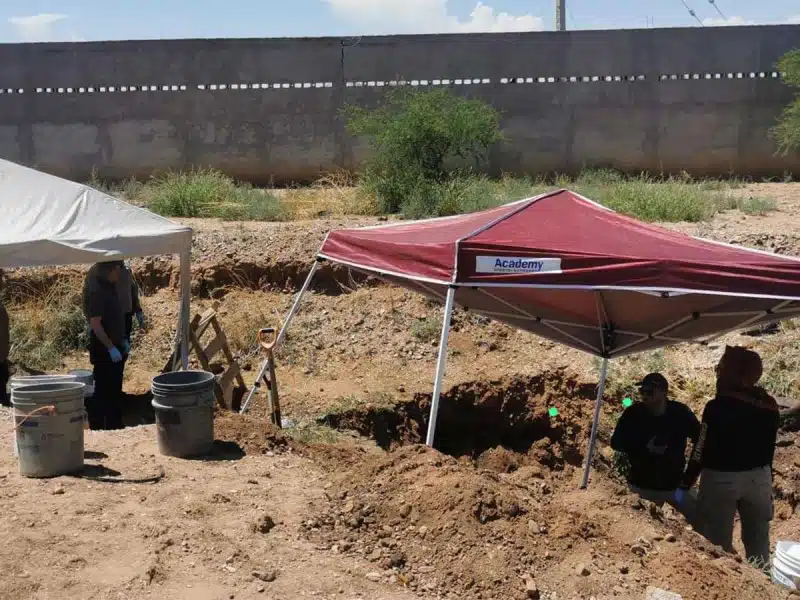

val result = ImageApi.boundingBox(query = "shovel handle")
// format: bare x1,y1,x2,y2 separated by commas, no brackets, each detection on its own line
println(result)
258,328,277,351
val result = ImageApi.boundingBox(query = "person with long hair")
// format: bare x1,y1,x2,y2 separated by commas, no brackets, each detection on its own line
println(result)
678,345,780,568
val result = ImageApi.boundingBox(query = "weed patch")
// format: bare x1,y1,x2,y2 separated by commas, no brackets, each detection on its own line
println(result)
6,277,87,372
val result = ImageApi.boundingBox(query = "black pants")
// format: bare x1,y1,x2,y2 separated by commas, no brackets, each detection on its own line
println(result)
87,359,126,430
0,360,9,407
88,334,127,430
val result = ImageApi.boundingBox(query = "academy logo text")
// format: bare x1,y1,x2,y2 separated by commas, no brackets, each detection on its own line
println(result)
475,256,562,275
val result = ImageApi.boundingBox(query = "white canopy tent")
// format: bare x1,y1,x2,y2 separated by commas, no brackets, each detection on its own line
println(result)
0,159,193,367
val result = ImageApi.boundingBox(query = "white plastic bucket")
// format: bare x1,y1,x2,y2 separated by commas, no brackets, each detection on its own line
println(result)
10,374,77,389
11,382,86,477
773,541,800,591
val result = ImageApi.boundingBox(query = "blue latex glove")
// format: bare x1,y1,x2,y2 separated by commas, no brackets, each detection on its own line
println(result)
108,347,123,363
136,311,145,329
674,488,687,506
121,339,131,355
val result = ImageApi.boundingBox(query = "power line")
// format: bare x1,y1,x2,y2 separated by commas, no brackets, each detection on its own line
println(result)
678,0,705,26
707,0,726,19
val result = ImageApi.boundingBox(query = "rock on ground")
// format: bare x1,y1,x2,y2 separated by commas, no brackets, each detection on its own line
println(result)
646,587,683,600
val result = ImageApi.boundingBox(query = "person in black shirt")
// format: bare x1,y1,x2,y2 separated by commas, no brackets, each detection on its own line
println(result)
611,373,701,521
83,261,129,430
679,346,779,568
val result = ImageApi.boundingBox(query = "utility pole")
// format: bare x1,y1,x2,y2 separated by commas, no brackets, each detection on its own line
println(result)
556,0,566,31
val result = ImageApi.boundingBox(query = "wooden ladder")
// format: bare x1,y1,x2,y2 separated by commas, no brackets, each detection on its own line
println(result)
163,307,247,410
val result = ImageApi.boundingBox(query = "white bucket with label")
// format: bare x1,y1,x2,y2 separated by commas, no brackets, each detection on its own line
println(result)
11,382,86,477
773,541,800,591
10,375,78,456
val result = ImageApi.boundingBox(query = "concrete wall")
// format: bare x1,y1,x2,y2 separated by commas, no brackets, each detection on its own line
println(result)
0,25,799,183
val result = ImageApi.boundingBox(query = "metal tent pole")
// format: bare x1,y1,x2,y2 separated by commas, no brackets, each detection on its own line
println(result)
580,357,609,489
179,249,192,369
425,286,457,447
240,260,321,414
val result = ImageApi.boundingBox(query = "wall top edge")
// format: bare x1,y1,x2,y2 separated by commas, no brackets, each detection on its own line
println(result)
0,23,798,48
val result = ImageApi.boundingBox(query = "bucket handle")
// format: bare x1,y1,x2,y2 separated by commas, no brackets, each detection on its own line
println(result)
13,405,57,430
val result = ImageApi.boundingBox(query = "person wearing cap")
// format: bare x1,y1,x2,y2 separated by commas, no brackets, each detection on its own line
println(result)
679,346,779,568
610,372,701,520
82,261,129,430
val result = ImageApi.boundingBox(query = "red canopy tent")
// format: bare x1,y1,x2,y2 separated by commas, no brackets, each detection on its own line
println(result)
243,189,800,487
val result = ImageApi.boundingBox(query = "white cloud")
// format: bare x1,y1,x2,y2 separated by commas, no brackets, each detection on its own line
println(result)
325,0,543,34
788,15,800,24
702,16,754,26
9,13,68,42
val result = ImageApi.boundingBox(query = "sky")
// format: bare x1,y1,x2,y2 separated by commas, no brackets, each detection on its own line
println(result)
0,0,798,43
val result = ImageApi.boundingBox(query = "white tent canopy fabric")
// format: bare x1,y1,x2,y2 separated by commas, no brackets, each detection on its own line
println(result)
0,159,193,366
1,159,191,267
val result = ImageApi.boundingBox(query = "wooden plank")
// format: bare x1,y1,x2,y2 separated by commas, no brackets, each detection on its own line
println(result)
219,363,240,392
194,311,217,339
213,381,226,409
203,334,226,361
222,381,234,410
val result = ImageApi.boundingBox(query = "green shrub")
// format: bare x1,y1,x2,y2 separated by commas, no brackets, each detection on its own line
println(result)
771,49,800,155
345,87,504,214
146,168,233,217
143,169,286,221
411,316,441,342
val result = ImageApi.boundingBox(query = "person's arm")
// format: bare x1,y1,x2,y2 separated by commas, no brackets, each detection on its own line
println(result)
680,402,714,489
90,316,115,350
88,288,116,351
610,408,637,454
685,405,701,444
765,394,781,471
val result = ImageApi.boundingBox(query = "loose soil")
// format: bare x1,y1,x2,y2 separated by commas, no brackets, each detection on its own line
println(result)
3,182,800,599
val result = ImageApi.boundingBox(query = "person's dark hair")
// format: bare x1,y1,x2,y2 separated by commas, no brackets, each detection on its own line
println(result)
95,260,124,278
716,345,763,390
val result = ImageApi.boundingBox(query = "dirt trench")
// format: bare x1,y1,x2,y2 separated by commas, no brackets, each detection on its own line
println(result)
321,370,605,468
2,257,376,301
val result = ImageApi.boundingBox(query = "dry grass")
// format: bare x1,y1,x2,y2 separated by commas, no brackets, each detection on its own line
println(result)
91,168,778,224
5,274,87,372
278,170,380,219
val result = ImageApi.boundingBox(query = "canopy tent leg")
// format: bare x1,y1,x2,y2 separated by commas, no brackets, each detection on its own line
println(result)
425,286,457,447
580,357,609,489
240,259,321,414
179,249,191,369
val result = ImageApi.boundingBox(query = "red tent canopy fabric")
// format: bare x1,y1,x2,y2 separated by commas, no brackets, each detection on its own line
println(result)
319,190,800,357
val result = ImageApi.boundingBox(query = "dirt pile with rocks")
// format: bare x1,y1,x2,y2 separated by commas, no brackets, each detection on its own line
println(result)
290,374,794,600
300,446,783,600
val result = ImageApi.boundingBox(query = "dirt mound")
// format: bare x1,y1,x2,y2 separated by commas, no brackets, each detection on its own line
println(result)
305,373,795,600
214,411,293,455
303,445,779,600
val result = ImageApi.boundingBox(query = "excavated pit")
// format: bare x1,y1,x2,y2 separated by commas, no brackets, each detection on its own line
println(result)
2,258,375,301
321,370,604,469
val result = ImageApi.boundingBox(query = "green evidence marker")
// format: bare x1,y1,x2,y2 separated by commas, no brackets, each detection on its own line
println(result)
548,407,559,417
622,397,633,408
